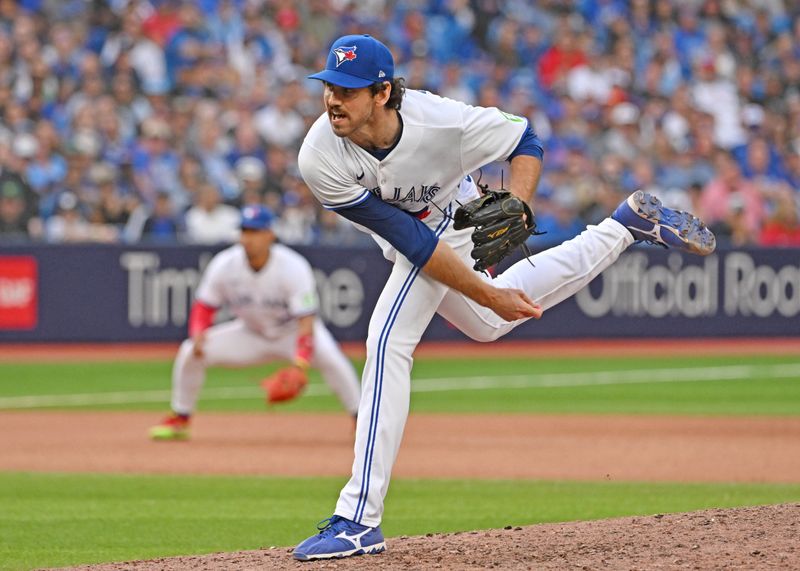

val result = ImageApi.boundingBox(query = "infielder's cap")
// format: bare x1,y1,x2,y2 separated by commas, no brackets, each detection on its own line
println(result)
240,205,275,230
308,34,394,88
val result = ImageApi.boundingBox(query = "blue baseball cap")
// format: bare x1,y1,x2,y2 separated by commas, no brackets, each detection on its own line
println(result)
240,205,275,230
308,34,394,88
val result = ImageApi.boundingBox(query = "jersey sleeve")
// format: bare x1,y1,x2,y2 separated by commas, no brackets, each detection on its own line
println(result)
459,103,531,175
337,193,439,267
193,253,226,308
508,123,544,161
298,141,369,209
285,255,319,317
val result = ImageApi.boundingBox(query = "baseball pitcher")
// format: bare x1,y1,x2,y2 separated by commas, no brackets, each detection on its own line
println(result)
149,205,361,440
291,35,715,560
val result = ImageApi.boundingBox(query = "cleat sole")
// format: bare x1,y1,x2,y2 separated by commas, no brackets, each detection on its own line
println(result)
625,191,716,256
293,542,386,561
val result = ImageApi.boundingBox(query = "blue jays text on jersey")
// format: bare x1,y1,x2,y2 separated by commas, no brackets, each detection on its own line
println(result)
366,183,442,205
389,184,441,204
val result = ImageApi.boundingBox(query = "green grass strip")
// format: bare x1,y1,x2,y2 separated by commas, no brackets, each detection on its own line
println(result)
1,472,799,570
0,355,799,415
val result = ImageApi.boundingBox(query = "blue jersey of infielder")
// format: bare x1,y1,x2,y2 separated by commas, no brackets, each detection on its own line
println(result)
293,34,715,561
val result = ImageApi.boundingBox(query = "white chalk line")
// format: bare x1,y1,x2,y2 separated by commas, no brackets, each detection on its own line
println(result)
0,363,798,410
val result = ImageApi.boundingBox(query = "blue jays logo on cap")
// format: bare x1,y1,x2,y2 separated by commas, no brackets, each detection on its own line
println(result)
240,205,275,230
308,34,394,89
333,46,358,67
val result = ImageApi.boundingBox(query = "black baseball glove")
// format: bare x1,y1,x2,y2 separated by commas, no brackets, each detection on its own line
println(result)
453,189,539,272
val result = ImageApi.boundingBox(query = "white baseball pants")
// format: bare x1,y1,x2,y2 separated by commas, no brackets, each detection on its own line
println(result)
336,216,634,526
171,318,361,415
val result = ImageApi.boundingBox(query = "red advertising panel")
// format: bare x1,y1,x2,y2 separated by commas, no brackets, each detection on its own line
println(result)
0,256,38,329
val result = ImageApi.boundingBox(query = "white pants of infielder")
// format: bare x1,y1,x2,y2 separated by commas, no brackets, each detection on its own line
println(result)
171,318,361,416
336,211,635,526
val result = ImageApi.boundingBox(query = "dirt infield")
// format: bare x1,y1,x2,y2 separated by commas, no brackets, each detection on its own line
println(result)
3,411,800,482
58,503,800,571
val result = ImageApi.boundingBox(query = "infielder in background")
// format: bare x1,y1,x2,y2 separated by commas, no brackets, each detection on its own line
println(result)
149,205,361,440
292,35,715,560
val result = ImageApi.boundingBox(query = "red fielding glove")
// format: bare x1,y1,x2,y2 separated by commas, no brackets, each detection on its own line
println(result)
261,366,308,404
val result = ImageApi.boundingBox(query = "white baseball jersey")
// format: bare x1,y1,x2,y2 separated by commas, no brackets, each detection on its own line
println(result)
298,87,634,528
195,243,318,338
170,242,361,417
299,89,528,242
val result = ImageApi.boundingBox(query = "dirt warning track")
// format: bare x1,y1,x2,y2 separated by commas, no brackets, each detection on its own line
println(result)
2,337,800,362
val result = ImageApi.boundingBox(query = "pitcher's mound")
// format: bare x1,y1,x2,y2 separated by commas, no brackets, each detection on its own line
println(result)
62,503,799,570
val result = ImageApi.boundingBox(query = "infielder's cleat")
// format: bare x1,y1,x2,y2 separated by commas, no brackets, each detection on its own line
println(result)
149,414,190,441
293,515,386,561
611,190,716,255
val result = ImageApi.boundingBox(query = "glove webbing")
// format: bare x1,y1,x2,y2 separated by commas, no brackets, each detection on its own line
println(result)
473,182,545,270
426,180,546,271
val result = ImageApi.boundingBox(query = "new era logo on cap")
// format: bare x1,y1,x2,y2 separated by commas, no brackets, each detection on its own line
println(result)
308,34,394,89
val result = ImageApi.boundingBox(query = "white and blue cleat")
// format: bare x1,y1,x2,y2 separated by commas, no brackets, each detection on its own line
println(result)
293,515,386,561
612,190,716,256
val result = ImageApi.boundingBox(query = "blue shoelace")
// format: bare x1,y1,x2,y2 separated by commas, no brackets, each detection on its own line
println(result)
316,515,346,538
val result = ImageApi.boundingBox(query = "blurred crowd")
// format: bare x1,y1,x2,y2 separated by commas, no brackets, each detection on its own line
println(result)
1,0,799,249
